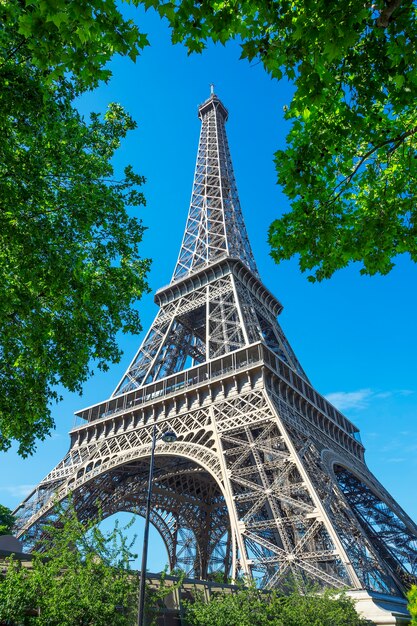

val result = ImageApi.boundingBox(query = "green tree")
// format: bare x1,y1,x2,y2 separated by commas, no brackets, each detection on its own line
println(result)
184,585,367,626
0,504,16,535
0,504,138,625
146,0,417,281
0,1,150,455
408,585,417,625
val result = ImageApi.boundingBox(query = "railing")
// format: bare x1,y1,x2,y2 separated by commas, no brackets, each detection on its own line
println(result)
73,342,361,443
74,343,264,425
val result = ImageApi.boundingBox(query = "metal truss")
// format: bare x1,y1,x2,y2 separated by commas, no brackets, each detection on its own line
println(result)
14,93,417,616
113,267,307,396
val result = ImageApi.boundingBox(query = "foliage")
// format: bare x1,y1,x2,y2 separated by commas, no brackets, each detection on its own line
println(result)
0,503,138,625
184,584,274,626
146,0,417,280
408,585,417,625
184,584,367,626
207,569,232,584
0,1,150,455
3,0,148,92
275,589,368,626
0,504,16,535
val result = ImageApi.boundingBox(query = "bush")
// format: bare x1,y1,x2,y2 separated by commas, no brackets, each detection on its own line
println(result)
408,586,417,625
184,585,367,626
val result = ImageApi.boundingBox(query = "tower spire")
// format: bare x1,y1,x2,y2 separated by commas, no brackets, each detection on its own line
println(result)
172,92,259,282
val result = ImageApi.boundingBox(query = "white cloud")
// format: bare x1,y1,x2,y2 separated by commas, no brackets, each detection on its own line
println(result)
0,484,36,499
398,389,415,396
325,387,416,412
325,388,373,411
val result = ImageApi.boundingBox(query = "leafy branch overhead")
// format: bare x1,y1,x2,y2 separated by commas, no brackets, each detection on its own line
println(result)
1,0,415,455
146,0,417,280
0,1,150,455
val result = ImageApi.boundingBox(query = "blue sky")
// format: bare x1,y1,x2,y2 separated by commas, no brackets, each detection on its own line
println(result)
1,6,416,571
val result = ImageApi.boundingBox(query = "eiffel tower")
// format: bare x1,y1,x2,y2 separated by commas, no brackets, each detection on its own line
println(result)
15,92,417,623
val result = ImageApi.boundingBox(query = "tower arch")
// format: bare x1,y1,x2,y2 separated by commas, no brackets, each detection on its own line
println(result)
18,444,234,580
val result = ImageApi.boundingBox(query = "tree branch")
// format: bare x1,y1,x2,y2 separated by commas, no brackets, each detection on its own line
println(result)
0,39,26,69
324,126,417,206
376,0,402,27
349,126,417,180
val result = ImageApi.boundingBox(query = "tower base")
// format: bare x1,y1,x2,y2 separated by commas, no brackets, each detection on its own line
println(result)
349,590,410,625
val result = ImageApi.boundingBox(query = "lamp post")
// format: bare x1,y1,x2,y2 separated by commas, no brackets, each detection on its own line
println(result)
137,425,177,626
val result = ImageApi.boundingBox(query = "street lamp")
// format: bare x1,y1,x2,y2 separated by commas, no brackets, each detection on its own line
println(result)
137,425,177,626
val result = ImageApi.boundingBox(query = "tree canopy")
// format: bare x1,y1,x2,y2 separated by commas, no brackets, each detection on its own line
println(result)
2,0,416,454
0,1,150,455
146,0,417,281
0,504,138,625
0,504,16,536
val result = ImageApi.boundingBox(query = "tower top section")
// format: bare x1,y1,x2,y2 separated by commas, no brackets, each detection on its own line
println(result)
198,93,228,122
171,92,259,282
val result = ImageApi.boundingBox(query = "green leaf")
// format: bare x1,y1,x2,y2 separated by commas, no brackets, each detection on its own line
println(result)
302,108,311,121
50,12,70,28
393,74,405,88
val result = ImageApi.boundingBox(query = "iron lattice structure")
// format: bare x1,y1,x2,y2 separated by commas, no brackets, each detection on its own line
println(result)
15,94,417,602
